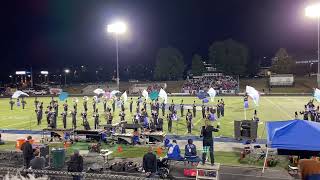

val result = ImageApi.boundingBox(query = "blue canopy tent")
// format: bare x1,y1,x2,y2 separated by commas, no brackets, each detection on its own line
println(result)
262,120,320,173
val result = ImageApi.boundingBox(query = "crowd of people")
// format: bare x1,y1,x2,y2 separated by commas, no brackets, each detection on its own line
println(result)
182,75,238,94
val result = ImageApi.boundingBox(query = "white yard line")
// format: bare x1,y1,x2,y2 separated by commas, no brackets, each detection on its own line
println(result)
264,97,293,119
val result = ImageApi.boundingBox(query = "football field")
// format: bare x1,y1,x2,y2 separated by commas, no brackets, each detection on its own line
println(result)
0,96,312,138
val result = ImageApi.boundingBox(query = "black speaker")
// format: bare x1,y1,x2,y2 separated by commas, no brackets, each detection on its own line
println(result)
234,120,258,141
234,120,241,140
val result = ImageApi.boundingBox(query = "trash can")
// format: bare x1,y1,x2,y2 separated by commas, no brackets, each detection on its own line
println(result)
51,148,65,169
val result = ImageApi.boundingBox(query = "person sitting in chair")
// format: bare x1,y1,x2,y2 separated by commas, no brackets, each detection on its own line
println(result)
132,128,140,145
166,140,183,160
185,139,197,158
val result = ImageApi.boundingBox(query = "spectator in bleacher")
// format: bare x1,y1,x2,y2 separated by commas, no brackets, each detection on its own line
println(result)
166,140,183,160
143,146,157,177
21,136,33,168
67,149,83,180
30,149,46,170
185,139,197,158
182,75,238,94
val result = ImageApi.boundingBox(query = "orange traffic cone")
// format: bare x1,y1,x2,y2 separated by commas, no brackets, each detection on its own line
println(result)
117,145,123,153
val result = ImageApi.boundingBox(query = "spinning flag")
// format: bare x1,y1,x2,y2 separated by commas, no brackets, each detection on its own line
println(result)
197,91,207,100
149,91,159,101
314,88,320,102
93,88,105,95
207,88,216,102
142,90,149,100
12,91,29,99
121,91,128,102
245,86,260,106
202,98,209,103
59,92,69,101
158,88,168,103
93,88,105,98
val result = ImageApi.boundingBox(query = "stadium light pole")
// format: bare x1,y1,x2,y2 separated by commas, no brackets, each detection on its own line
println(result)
64,69,70,86
107,21,127,90
306,3,320,87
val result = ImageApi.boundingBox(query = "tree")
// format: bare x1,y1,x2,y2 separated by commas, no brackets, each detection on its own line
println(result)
154,47,184,80
191,54,205,76
208,39,249,75
270,48,295,74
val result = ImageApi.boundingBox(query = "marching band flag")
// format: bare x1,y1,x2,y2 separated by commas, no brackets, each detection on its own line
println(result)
246,85,260,106
142,89,149,100
121,91,128,102
159,88,168,103
12,91,29,99
207,88,216,102
314,88,320,102
93,88,105,95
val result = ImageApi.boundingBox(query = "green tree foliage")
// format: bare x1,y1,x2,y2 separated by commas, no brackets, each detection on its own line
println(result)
191,54,205,76
270,48,295,74
154,47,185,80
208,39,249,75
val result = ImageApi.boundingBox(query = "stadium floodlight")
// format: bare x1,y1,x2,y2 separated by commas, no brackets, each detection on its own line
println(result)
305,4,320,18
305,3,320,87
40,71,49,75
9,75,12,78
106,21,127,90
64,69,70,86
107,22,127,34
15,71,26,75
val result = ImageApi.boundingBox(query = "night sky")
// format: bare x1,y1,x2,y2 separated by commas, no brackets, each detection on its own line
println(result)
0,0,319,81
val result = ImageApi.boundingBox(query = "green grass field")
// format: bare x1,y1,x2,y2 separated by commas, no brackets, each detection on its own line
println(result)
0,96,312,137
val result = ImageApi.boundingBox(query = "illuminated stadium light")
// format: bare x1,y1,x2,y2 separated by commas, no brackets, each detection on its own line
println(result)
40,71,49,75
15,71,26,75
305,4,320,18
107,22,127,34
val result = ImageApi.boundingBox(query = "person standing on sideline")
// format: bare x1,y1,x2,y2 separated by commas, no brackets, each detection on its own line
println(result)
112,99,115,113
93,109,100,129
167,114,172,133
200,120,219,165
63,101,68,112
22,97,27,109
216,100,221,119
9,98,15,110
36,108,42,125
71,110,77,129
220,99,225,117
130,98,133,113
21,136,33,168
143,146,157,177
202,103,206,119
180,100,184,117
186,109,193,134
61,111,67,129
67,149,83,180
161,101,166,117
193,101,196,117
